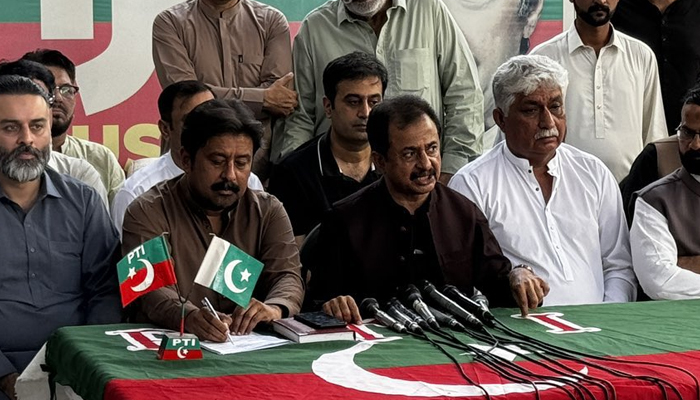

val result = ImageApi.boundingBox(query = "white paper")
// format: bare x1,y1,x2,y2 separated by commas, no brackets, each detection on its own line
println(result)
201,332,291,355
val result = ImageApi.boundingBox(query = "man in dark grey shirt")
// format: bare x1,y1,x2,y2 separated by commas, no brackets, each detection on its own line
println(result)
0,75,120,400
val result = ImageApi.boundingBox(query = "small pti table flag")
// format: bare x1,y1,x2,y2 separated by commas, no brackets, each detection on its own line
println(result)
194,236,263,308
117,236,177,307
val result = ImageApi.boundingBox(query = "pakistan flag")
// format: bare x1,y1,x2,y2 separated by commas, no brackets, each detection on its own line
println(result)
194,236,263,307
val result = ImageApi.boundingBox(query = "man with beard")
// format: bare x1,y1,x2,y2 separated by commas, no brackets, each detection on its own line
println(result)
278,0,484,185
0,75,120,400
21,49,125,205
450,55,637,306
630,84,700,299
122,99,303,341
530,0,667,183
310,95,549,323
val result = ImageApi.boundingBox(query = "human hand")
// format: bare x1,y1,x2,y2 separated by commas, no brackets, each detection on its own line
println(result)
0,372,19,400
509,266,549,316
185,308,232,342
230,298,282,335
263,72,298,117
322,295,362,324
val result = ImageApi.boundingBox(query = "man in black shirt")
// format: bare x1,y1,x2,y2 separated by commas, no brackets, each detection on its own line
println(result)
612,0,700,136
268,52,385,245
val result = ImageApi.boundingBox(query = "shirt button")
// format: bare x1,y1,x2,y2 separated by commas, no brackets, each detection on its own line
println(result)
596,85,601,89
535,187,540,191
31,273,36,278
400,226,408,233
597,105,602,109
29,247,36,253
399,256,406,263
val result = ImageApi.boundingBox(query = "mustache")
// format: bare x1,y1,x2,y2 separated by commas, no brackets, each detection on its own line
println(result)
210,180,240,193
410,169,437,181
8,144,44,160
587,4,610,13
534,128,559,140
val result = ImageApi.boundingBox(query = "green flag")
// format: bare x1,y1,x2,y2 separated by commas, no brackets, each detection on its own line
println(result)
194,236,263,307
117,236,177,307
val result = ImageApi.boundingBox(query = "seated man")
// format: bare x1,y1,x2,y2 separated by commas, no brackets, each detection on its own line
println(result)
311,95,548,323
122,99,303,341
111,80,263,237
631,84,700,299
268,52,384,243
0,76,120,400
450,55,637,306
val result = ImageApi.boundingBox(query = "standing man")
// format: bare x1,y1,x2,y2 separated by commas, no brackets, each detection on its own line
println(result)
530,0,667,182
152,0,298,178
613,0,700,136
110,80,263,236
122,99,303,341
279,0,484,184
268,52,384,244
22,49,125,204
630,84,700,299
311,95,548,323
0,76,120,400
450,55,637,306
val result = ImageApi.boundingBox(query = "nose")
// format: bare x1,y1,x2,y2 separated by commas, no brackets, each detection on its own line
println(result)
358,100,371,119
221,160,237,182
416,149,431,170
690,134,700,150
17,125,34,146
539,108,556,129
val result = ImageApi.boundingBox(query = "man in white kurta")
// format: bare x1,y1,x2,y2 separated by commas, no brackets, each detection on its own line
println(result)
530,0,666,182
450,55,637,306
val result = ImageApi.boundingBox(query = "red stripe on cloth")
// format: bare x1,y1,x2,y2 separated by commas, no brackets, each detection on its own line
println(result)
347,324,376,340
119,260,177,306
528,314,579,332
104,350,700,400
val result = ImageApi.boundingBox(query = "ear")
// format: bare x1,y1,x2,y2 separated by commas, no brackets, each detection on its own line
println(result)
372,151,386,173
323,96,333,119
523,0,545,38
493,108,507,132
158,120,171,140
180,146,192,172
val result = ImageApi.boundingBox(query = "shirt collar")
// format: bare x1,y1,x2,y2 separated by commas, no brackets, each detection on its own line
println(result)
165,151,184,175
198,0,241,20
317,130,376,178
0,170,61,201
567,22,624,54
502,142,561,177
336,0,406,26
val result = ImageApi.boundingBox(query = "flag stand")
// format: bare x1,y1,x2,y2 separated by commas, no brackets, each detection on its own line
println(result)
157,332,203,360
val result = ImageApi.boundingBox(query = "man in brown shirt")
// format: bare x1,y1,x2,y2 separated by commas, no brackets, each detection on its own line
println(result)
152,0,298,174
122,99,303,341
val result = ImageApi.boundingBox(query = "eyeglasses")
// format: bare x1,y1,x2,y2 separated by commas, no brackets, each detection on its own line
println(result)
677,125,700,142
54,84,80,99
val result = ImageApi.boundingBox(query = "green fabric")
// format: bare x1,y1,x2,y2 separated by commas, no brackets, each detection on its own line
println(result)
117,236,170,284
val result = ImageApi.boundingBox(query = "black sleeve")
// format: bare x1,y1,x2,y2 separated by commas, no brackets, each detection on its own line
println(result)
267,162,310,236
472,206,516,308
619,144,658,226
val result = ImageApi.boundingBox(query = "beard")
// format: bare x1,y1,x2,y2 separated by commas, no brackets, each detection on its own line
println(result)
342,0,386,17
0,143,50,183
681,148,700,175
51,114,73,138
575,3,613,27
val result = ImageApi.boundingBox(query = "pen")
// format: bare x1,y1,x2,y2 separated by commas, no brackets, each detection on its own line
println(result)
202,297,235,346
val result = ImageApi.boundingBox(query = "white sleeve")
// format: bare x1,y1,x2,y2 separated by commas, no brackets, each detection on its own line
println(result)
248,172,264,191
110,187,136,239
447,169,485,213
631,197,700,299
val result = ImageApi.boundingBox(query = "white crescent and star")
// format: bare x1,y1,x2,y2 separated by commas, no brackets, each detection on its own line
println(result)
223,260,250,294
130,259,155,292
176,347,189,359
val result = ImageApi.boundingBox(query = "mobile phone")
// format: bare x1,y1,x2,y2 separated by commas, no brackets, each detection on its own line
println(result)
294,311,347,329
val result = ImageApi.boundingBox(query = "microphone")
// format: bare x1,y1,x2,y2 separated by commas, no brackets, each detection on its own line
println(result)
402,284,440,329
472,288,490,310
442,285,496,327
428,305,466,332
419,280,483,330
388,297,429,330
360,298,406,333
385,300,423,334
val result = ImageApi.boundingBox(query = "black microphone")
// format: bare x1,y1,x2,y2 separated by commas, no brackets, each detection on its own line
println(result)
388,297,429,330
419,280,483,330
360,298,406,333
442,285,496,327
472,288,490,310
385,300,423,334
428,305,466,332
402,284,440,329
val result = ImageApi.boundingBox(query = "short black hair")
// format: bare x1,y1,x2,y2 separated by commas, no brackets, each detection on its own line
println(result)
158,80,214,123
367,95,441,157
0,59,55,94
683,83,700,107
21,49,76,82
181,99,262,159
0,75,52,105
323,51,388,106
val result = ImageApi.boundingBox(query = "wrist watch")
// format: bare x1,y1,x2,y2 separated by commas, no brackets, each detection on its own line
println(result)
512,264,534,274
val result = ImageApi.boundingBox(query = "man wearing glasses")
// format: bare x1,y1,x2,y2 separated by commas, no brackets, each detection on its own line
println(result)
22,49,125,205
630,84,700,299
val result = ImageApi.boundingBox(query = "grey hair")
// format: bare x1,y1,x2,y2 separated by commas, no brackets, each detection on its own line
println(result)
492,54,568,116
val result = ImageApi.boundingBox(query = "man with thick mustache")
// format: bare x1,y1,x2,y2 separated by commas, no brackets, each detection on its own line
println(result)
530,0,666,183
0,75,120,400
310,95,549,324
630,84,700,299
450,55,637,306
122,99,303,341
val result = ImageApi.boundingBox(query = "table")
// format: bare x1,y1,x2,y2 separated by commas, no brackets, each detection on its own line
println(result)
45,299,700,400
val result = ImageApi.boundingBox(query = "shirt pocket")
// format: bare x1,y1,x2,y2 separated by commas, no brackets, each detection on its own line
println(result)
394,48,431,93
236,54,265,83
47,240,83,294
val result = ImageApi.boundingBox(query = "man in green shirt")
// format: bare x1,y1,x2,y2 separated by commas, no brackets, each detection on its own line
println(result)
276,0,484,183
